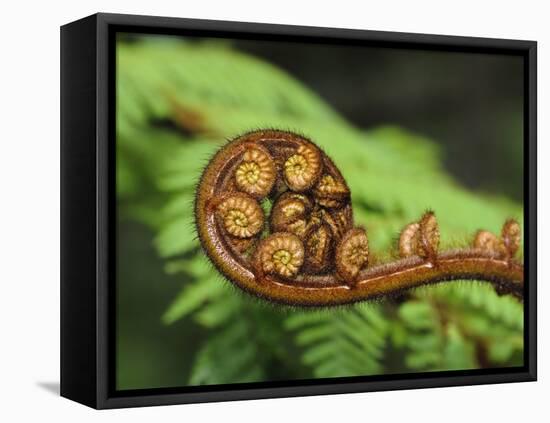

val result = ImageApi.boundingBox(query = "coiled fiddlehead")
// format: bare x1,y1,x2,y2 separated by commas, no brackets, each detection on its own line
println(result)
195,130,524,306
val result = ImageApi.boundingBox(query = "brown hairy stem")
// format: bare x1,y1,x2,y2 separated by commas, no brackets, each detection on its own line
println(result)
195,129,524,307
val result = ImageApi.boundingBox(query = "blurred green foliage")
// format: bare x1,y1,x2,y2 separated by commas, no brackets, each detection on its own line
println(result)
116,35,524,390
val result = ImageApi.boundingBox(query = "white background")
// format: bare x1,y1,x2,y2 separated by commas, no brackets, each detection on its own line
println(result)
1,0,547,421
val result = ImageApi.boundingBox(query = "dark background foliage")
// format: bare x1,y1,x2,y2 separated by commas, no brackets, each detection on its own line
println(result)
235,40,524,200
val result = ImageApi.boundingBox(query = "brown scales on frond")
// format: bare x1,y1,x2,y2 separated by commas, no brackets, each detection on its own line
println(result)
194,129,524,307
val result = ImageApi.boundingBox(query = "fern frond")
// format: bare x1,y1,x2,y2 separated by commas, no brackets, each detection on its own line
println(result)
189,315,264,385
393,282,523,371
285,304,389,378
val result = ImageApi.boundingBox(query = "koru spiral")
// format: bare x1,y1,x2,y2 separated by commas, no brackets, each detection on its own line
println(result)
195,130,524,306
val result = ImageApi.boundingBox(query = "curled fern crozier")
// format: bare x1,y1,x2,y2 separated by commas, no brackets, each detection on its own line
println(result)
195,130,524,306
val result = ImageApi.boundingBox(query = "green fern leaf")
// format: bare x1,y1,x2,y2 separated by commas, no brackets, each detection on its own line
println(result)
286,305,388,378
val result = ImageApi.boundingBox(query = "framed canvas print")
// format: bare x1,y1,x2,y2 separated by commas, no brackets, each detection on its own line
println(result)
60,13,537,409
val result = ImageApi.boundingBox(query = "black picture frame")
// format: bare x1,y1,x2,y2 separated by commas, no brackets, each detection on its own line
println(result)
60,12,537,409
